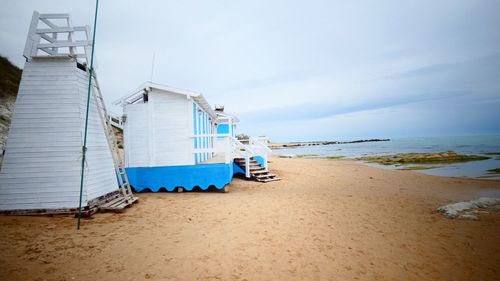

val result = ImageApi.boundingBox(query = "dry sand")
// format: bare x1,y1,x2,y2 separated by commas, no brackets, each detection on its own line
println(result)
0,157,499,281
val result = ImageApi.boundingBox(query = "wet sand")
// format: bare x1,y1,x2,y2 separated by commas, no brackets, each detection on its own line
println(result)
0,157,499,280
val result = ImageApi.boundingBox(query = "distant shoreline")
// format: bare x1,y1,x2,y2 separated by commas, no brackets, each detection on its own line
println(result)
269,138,390,149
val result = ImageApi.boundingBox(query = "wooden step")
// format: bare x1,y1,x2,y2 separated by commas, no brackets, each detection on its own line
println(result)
254,172,276,177
251,170,269,175
256,177,281,182
249,166,264,171
236,162,260,167
234,158,257,161
254,170,276,177
235,157,261,161
236,164,259,168
254,174,281,181
255,175,273,179
235,160,258,164
99,196,123,207
99,196,138,213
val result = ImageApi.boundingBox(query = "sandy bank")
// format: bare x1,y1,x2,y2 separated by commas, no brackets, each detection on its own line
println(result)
0,157,499,280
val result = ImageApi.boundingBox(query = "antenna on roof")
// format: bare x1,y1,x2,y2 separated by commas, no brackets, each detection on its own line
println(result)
150,51,155,82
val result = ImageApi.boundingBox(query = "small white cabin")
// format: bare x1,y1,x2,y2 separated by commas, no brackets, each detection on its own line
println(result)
119,82,219,167
0,12,120,213
115,82,228,192
115,82,279,192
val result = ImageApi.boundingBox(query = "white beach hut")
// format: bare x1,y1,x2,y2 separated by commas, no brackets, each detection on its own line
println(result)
214,108,238,154
0,12,134,214
115,82,280,192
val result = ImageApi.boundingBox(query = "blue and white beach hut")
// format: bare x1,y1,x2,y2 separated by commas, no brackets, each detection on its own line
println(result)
115,82,280,193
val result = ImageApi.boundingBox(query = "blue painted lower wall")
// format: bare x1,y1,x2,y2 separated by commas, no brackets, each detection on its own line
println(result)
126,163,233,192
253,156,266,167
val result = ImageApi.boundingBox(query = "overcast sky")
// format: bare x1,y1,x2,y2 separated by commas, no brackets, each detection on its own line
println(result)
1,0,499,141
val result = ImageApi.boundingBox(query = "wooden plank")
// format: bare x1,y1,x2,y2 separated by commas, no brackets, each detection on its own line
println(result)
250,167,264,171
23,12,40,58
99,196,123,208
36,27,75,33
0,207,95,217
99,196,138,213
251,170,268,174
38,40,90,48
257,177,281,183
39,13,70,19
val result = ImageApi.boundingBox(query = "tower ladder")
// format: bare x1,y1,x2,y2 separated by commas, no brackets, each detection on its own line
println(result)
89,68,137,205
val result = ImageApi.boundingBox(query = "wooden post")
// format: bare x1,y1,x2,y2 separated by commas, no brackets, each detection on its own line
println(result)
225,137,231,164
245,156,250,178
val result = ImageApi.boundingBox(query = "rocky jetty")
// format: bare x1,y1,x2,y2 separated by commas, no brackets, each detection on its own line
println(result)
269,138,390,149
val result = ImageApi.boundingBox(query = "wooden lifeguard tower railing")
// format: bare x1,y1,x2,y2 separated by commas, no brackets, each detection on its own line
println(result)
24,12,137,211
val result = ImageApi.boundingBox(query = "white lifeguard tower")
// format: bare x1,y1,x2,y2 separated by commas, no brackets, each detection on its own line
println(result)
0,12,136,214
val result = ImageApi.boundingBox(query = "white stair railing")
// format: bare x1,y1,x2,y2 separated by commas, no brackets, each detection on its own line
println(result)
249,137,271,170
192,134,271,178
231,137,254,178
23,11,91,63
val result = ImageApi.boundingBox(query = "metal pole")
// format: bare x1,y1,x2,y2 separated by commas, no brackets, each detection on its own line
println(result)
150,52,155,82
77,0,100,230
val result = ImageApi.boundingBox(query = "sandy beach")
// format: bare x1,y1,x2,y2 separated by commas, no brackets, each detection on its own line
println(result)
0,157,499,281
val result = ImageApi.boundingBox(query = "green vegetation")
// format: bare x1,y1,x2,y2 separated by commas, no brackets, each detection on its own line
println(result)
294,154,345,159
296,154,320,158
0,56,22,98
112,127,124,149
323,156,345,160
484,152,500,155
487,168,500,174
236,133,249,140
358,151,490,166
398,166,439,171
0,56,22,153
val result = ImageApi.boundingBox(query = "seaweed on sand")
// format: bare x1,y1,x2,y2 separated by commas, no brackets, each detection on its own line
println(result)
487,168,500,174
398,166,439,171
358,151,489,166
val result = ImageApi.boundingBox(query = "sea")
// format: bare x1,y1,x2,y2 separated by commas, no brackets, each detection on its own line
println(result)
271,135,500,180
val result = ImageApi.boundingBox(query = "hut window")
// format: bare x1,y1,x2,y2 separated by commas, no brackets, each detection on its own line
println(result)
76,62,87,72
143,93,149,103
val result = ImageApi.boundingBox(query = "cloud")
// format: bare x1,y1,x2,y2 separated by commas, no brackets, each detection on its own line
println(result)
1,0,500,140
379,53,500,81
238,90,470,123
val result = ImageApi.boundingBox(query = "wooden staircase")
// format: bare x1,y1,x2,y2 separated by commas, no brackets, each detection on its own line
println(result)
234,158,281,182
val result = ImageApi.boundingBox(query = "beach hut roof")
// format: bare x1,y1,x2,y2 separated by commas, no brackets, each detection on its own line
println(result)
216,111,240,123
114,82,217,119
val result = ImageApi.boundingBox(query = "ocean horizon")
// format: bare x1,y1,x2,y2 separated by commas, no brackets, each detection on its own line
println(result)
271,135,500,180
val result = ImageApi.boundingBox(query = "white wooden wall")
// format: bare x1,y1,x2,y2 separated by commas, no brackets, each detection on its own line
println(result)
124,89,195,167
76,67,118,201
0,58,118,210
124,104,149,167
